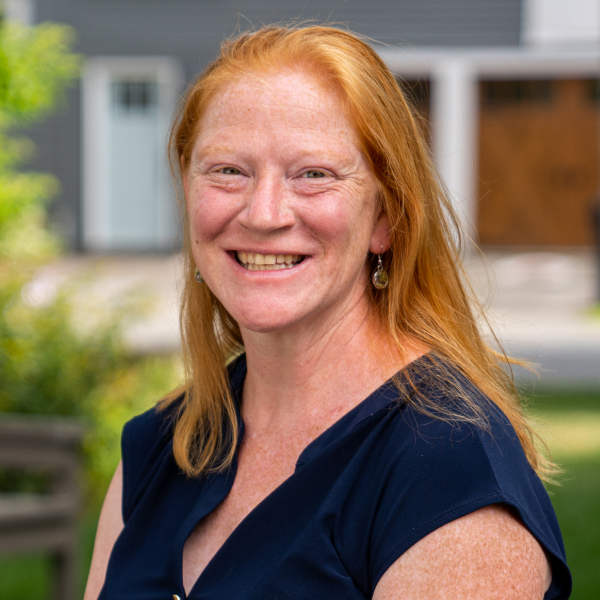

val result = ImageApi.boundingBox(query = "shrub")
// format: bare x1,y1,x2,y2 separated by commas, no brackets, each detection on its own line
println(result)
0,20,182,504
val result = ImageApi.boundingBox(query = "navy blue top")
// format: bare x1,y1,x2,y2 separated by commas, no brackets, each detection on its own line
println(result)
100,354,571,600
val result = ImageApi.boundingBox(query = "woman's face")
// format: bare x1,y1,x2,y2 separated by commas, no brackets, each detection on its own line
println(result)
184,69,388,334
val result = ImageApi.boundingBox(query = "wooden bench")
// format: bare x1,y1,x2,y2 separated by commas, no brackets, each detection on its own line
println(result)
0,415,86,600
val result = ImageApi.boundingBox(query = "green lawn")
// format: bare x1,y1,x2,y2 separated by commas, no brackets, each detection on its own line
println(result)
528,389,600,600
0,506,99,600
0,389,598,599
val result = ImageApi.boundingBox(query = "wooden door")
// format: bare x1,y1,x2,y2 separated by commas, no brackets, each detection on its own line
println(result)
478,79,599,246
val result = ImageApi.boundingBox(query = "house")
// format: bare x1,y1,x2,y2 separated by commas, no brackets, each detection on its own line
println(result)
5,0,599,251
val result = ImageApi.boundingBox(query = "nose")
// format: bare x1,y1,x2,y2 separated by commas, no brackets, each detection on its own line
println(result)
238,173,295,233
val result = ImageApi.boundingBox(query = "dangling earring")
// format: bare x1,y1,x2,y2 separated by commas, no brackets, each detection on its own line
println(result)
194,267,204,283
372,247,389,289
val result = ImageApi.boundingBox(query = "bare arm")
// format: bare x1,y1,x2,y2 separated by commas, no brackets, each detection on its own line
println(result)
83,461,125,600
373,504,552,600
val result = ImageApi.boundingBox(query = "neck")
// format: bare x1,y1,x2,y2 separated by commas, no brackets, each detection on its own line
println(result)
239,293,416,430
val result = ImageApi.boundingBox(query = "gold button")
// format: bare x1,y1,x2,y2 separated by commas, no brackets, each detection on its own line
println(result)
173,595,181,600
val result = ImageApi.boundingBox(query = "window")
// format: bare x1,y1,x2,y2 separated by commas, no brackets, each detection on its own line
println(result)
112,81,158,114
481,80,553,108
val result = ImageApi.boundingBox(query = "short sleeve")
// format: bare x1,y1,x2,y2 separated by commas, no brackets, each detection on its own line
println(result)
120,402,178,523
119,356,245,524
367,407,572,600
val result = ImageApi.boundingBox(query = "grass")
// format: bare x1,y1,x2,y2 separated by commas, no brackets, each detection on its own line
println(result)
0,507,100,599
0,388,598,599
525,388,600,599
0,554,52,600
549,457,600,599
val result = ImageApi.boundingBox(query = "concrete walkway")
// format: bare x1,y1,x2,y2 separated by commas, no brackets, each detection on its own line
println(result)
26,249,600,387
468,250,600,387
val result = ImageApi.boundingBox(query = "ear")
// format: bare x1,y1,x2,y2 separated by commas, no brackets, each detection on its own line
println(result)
369,210,391,254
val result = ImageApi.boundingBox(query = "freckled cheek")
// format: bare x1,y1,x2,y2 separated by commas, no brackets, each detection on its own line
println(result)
188,190,242,242
301,197,374,249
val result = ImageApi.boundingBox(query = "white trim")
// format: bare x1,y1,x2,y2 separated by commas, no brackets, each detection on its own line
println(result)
522,0,600,48
82,56,183,251
3,0,35,25
82,61,110,250
378,45,600,79
430,60,478,240
377,45,600,241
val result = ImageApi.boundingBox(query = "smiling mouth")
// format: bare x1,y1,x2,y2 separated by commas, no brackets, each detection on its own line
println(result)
236,251,305,271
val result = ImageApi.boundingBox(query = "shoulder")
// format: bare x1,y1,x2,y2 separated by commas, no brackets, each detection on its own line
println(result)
359,359,570,597
373,363,520,498
380,356,534,485
120,397,182,522
373,504,552,600
122,401,177,452
120,355,246,521
122,389,183,462
122,353,246,466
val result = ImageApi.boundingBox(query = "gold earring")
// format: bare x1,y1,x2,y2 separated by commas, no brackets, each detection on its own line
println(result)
194,267,204,283
372,248,389,289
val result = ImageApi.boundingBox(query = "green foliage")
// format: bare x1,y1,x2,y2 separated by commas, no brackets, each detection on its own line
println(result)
0,18,183,509
0,22,182,599
84,355,182,503
0,284,124,416
0,22,79,123
0,265,182,502
0,154,58,239
0,20,79,253
0,19,96,430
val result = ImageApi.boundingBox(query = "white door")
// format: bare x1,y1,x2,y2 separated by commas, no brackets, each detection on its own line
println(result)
83,58,182,251
109,80,160,249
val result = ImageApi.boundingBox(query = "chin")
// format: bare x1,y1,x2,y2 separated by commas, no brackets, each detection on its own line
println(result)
237,316,298,335
231,306,304,335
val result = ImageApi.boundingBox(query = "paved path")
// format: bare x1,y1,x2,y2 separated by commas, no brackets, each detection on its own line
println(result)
27,249,600,387
468,250,600,386
23,254,183,354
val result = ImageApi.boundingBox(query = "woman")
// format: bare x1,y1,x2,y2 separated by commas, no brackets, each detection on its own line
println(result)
84,26,571,600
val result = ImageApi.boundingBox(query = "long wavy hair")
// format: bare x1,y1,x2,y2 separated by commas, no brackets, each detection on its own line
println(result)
162,25,553,481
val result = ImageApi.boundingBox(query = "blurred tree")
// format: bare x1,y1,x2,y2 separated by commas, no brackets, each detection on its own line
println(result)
0,20,180,503
0,20,79,261
0,20,105,419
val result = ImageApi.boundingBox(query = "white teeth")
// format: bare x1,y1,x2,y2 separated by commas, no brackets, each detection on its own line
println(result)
236,252,303,271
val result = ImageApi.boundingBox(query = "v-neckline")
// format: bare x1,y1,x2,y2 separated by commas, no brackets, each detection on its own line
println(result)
177,352,431,598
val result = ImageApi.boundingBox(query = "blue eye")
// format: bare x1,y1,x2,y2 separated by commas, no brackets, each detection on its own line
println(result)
220,167,241,175
303,170,326,179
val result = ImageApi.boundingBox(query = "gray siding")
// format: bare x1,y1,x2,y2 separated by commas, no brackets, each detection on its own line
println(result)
30,0,522,250
44,0,522,76
25,84,81,247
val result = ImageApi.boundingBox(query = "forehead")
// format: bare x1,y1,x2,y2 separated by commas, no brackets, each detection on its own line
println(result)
196,69,360,150
213,69,336,113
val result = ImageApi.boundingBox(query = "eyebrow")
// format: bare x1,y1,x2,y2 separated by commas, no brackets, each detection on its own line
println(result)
192,143,359,169
190,144,237,165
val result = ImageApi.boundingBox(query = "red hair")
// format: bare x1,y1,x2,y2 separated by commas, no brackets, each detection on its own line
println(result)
162,25,553,481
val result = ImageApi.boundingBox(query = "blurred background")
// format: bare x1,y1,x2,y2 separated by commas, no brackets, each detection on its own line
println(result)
0,0,598,598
